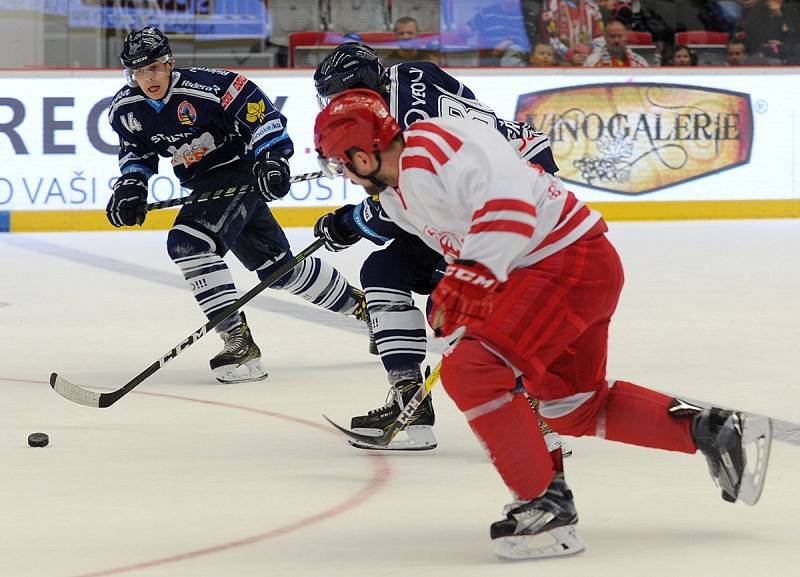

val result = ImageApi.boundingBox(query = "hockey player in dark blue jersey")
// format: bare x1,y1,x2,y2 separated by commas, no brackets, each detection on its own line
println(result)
311,43,566,451
107,27,372,384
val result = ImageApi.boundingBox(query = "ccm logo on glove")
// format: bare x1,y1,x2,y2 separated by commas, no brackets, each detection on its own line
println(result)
428,260,499,337
444,265,498,289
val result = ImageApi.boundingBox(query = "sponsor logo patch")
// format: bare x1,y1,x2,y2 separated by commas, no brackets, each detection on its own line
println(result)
246,99,267,123
177,100,198,125
514,83,753,195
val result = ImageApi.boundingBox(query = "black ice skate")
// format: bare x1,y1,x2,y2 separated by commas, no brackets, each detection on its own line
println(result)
670,398,772,505
351,288,378,355
349,379,436,450
209,312,268,384
491,473,585,560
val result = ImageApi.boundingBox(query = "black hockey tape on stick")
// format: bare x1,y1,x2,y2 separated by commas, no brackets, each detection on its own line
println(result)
49,238,326,408
146,170,324,211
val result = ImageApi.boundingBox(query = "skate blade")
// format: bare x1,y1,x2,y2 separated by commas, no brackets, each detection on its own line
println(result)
348,426,437,451
213,358,268,384
737,413,772,506
494,524,585,560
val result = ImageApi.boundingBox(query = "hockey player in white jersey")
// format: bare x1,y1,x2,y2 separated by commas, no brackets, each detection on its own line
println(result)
312,42,563,452
313,89,773,560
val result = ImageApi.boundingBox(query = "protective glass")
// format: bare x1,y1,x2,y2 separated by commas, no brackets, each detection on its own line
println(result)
317,155,344,179
124,54,173,87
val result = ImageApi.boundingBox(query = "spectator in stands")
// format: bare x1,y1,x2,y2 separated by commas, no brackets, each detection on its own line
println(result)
383,16,438,66
667,44,698,65
541,0,604,64
462,0,534,64
584,18,649,66
725,38,749,65
743,0,800,64
529,42,558,66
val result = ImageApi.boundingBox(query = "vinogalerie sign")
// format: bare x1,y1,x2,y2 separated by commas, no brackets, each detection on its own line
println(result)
514,82,753,195
0,69,796,215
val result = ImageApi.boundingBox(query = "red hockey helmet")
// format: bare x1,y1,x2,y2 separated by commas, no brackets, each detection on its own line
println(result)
314,89,401,172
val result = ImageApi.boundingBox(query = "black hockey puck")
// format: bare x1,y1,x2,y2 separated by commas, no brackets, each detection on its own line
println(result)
28,432,49,447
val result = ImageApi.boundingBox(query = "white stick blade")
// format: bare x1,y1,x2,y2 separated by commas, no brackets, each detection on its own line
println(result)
49,373,102,408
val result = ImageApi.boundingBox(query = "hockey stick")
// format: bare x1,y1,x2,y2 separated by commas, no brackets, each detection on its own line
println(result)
146,170,324,211
322,331,463,447
323,361,443,448
673,396,800,447
50,237,326,408
323,370,800,449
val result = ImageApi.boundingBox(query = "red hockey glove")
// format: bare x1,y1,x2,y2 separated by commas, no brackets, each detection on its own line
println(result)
428,260,499,337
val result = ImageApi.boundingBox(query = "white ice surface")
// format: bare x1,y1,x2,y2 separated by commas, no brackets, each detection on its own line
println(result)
1,220,798,577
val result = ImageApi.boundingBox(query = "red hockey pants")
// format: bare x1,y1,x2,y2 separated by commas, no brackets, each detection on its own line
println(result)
440,233,696,500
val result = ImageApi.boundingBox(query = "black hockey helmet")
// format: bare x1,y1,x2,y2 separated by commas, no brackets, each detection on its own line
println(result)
313,42,388,107
120,26,172,70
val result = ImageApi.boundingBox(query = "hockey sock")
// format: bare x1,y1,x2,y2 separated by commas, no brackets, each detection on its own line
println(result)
602,381,696,453
467,394,555,500
172,251,242,333
443,339,554,500
364,287,427,378
273,257,356,314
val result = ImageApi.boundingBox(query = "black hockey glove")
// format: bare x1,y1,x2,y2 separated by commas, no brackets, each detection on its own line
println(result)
107,173,148,227
313,204,361,252
253,152,291,201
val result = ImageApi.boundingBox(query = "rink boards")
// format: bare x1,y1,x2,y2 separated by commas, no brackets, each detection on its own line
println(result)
1,67,799,231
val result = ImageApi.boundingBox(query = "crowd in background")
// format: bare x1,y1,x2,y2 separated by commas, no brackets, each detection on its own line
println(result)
263,0,800,68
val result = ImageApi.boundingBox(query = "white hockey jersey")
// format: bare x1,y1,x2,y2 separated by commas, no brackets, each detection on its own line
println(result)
378,117,605,283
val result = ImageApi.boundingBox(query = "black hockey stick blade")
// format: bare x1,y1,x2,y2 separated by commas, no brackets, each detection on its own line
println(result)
49,238,326,408
322,362,443,448
322,414,390,447
146,170,324,211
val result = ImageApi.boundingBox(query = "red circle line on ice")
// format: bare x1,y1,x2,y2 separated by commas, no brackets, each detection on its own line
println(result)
2,376,391,577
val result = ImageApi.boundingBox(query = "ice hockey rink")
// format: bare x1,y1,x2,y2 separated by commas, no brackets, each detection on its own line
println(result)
1,219,798,577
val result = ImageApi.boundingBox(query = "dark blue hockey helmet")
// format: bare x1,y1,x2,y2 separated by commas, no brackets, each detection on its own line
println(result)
120,26,172,70
314,42,388,108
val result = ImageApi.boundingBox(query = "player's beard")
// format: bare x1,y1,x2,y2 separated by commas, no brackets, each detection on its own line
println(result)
362,180,387,195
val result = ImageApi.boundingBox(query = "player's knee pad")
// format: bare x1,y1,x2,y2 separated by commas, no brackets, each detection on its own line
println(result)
166,224,218,262
441,338,517,412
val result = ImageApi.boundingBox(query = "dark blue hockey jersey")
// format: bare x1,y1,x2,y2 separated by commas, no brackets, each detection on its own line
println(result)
346,62,558,244
108,67,292,187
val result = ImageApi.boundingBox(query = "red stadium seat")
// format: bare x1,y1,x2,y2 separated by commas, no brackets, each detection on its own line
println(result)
675,31,730,46
627,30,654,45
358,32,397,44
288,31,347,66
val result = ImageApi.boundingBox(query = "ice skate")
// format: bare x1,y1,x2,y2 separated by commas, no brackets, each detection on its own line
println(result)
351,288,378,355
682,402,772,505
209,313,268,384
349,379,436,450
491,473,585,560
670,398,772,505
